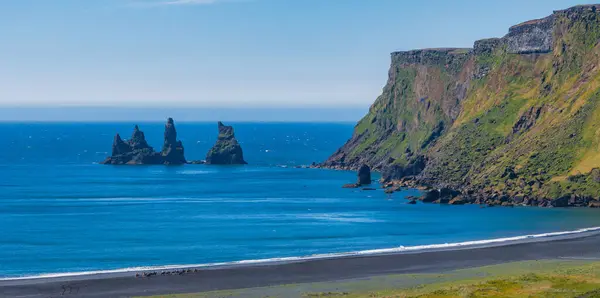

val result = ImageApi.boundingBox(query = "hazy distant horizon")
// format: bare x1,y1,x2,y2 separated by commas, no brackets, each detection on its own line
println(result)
1,0,595,109
0,106,368,122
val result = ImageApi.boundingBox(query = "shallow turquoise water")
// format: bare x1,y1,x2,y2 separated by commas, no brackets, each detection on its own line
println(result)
1,122,600,278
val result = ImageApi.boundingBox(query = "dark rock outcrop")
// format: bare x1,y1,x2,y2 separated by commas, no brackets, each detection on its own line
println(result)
504,16,553,54
101,118,186,165
342,183,360,189
421,189,440,203
342,164,373,189
161,118,186,165
381,156,426,182
357,164,372,185
418,187,462,204
129,125,151,150
473,38,502,56
205,122,247,165
111,134,132,156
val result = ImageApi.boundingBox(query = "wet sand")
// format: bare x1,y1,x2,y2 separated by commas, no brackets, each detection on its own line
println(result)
3,232,600,297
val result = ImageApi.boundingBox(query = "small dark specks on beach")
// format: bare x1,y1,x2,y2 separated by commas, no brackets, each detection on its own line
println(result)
136,269,201,279
59,284,80,296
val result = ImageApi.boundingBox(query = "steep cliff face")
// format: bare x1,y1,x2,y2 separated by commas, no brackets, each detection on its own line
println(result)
325,4,600,205
321,48,474,171
504,16,554,54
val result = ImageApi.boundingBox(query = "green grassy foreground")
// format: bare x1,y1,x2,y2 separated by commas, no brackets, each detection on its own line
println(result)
141,260,600,298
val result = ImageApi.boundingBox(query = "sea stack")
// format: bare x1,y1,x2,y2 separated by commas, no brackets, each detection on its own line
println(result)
205,122,247,165
101,118,186,165
357,164,372,185
161,118,186,165
342,164,372,188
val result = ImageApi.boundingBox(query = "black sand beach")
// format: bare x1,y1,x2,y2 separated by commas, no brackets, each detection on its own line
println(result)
3,232,600,297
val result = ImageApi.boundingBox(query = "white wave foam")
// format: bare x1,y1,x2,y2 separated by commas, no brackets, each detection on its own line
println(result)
298,213,385,223
176,170,213,175
3,226,600,281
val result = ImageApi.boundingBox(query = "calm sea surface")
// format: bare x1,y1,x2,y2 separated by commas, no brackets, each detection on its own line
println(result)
1,122,600,278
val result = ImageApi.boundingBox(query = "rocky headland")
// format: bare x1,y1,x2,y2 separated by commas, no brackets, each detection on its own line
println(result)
322,4,600,208
205,122,247,165
101,118,186,165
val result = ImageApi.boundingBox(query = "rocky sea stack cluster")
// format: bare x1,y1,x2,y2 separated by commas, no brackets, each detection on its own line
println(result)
102,120,248,166
324,4,600,208
101,118,186,165
205,122,247,165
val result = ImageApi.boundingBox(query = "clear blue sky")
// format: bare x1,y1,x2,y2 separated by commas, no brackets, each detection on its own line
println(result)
0,0,597,120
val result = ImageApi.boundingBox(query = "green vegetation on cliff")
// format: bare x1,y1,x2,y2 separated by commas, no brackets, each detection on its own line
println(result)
322,49,472,170
324,4,600,205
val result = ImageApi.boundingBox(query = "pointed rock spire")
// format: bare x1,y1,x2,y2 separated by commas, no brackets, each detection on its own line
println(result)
162,117,178,153
217,121,235,140
129,125,151,150
206,121,247,165
111,133,132,156
161,118,186,164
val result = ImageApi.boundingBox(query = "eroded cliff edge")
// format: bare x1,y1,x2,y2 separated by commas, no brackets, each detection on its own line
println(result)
322,4,600,207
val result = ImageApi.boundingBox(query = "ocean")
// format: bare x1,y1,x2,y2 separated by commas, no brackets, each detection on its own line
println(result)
1,122,600,278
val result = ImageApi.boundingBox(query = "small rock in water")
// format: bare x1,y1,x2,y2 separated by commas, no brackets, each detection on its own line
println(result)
342,183,360,189
357,164,372,185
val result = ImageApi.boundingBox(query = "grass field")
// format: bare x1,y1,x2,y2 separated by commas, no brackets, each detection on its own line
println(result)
142,259,600,298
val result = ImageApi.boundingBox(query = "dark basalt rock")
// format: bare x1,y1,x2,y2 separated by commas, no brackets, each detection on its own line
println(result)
111,134,132,156
161,118,186,165
420,188,461,204
129,125,151,150
384,185,401,194
551,195,571,207
205,122,247,165
421,189,440,203
449,196,468,205
342,183,360,189
101,118,186,165
381,156,426,182
357,164,372,185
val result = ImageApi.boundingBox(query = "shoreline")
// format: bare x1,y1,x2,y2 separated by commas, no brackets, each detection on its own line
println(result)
5,235,600,298
0,227,600,289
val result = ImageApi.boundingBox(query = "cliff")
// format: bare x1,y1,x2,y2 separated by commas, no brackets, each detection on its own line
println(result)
323,4,600,207
321,48,474,173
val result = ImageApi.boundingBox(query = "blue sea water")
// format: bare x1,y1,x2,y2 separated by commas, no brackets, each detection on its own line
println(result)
1,122,600,278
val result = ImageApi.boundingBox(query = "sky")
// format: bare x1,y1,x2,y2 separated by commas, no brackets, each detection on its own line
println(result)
0,0,597,121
